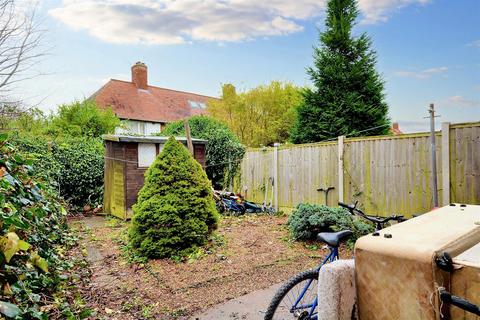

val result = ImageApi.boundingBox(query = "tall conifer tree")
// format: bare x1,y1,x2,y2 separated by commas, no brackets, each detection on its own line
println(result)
291,0,390,143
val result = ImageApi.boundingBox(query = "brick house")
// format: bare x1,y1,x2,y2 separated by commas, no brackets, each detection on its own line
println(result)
91,62,217,135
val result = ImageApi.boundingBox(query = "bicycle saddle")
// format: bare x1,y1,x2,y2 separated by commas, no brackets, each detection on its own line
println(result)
317,230,353,247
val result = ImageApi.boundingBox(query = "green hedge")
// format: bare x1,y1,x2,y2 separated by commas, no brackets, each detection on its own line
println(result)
0,135,81,318
160,116,245,189
11,135,104,210
287,203,374,243
129,137,219,259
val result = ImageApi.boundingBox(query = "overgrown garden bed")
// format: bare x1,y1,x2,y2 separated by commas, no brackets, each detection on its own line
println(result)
69,214,351,319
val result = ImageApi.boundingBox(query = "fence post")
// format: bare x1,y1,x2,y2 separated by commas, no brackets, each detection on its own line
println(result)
338,136,345,203
273,143,279,211
441,122,450,205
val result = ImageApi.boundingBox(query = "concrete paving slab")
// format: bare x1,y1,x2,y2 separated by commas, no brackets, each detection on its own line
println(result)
193,283,282,320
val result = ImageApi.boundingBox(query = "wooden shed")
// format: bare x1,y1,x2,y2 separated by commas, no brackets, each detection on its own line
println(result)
103,134,208,219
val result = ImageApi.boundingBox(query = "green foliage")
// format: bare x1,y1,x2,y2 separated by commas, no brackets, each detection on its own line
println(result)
44,100,120,138
291,0,390,143
0,105,46,135
287,203,374,243
11,135,104,210
0,134,85,318
208,81,303,147
129,137,219,259
0,100,119,210
161,116,245,189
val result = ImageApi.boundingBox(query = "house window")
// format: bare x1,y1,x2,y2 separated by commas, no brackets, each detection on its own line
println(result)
188,100,207,109
138,143,156,167
144,122,161,135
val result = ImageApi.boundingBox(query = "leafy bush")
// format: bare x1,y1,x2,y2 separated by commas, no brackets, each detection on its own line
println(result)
52,137,104,208
1,99,117,211
11,134,104,210
0,134,82,318
44,100,120,138
161,115,245,189
9,134,62,185
287,203,374,243
129,137,219,259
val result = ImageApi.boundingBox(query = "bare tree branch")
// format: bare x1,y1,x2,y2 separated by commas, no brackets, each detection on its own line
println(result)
0,0,46,103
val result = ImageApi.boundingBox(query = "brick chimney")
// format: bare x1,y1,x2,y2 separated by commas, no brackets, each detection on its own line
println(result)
131,62,148,90
390,122,403,135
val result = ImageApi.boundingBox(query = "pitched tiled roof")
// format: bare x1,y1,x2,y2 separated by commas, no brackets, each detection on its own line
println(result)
92,79,216,123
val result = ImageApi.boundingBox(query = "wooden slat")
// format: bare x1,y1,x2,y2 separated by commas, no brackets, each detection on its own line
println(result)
239,122,480,215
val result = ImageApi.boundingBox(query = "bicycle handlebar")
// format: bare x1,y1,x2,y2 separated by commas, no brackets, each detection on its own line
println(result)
338,202,405,225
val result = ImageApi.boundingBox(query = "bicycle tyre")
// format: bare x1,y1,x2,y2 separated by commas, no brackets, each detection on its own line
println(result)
264,269,319,320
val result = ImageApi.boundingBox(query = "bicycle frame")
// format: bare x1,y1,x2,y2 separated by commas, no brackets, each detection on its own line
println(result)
290,246,339,319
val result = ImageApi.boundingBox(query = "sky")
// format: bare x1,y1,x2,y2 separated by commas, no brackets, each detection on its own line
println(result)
14,0,480,133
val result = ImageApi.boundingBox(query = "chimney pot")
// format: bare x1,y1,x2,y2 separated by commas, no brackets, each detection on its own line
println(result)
131,61,148,90
393,122,399,130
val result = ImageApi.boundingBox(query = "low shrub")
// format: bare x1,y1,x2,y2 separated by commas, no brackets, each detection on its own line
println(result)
287,203,374,243
0,134,84,318
129,137,219,259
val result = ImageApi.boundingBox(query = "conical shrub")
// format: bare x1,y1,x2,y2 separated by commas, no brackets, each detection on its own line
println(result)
129,137,219,258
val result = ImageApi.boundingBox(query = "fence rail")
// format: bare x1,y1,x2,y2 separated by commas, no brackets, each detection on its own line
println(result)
238,121,480,217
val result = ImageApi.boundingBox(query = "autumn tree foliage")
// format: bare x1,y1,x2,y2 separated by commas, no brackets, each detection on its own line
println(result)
208,81,303,147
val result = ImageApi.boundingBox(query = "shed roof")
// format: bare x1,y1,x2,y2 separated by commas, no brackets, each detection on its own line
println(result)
102,134,208,145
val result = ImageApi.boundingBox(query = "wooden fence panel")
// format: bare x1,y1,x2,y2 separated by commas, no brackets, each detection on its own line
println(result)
276,143,338,210
240,149,274,205
449,123,480,205
239,122,479,216
343,134,442,217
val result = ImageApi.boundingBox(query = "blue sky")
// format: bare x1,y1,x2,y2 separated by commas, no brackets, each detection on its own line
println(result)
16,0,480,132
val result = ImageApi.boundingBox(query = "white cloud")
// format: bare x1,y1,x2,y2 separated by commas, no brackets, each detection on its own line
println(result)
439,95,480,108
358,0,431,24
394,66,448,79
49,0,431,45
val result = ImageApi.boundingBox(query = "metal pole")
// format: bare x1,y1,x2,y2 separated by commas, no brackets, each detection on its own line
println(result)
228,156,233,191
429,103,439,207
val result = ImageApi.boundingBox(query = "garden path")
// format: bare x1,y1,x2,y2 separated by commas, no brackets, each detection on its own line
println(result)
193,283,282,319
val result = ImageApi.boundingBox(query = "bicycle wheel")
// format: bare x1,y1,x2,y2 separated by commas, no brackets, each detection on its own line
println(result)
264,269,319,320
215,199,226,214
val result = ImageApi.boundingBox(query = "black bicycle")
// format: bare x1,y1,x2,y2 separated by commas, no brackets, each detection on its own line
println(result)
264,202,405,320
338,201,406,231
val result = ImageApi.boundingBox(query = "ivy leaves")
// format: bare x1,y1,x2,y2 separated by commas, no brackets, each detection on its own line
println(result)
0,301,21,318
0,137,77,318
0,232,31,263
